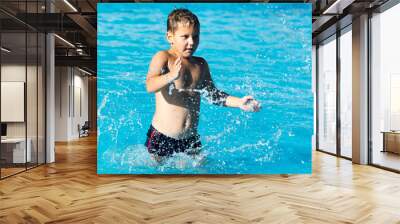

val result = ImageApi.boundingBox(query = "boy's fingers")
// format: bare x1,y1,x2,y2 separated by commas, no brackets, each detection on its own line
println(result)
175,57,181,65
243,96,254,104
245,95,254,100
176,60,182,68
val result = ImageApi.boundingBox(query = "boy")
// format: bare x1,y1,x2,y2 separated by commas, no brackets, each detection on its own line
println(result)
145,8,261,162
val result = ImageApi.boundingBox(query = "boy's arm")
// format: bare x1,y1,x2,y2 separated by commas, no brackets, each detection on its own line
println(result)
146,51,181,93
200,59,261,111
200,61,229,106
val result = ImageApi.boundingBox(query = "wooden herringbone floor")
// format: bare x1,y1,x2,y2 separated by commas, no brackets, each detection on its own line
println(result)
1,135,400,224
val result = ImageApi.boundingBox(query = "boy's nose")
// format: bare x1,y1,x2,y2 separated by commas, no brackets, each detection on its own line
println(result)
187,37,194,45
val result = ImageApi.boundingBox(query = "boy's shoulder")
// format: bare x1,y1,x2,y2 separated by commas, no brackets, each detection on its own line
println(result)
153,50,170,61
191,56,208,66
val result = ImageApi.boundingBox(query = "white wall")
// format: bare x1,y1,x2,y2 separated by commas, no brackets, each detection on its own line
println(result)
55,67,89,141
1,65,40,137
55,66,69,141
1,63,46,164
340,30,353,158
1,65,26,82
73,72,89,137
1,65,26,139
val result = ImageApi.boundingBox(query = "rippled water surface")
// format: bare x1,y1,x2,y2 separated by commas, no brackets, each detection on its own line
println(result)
97,3,312,174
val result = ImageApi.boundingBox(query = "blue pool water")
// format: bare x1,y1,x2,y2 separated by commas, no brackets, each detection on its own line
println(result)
97,3,313,174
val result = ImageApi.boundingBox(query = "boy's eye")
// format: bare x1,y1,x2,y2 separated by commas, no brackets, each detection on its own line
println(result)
181,35,199,39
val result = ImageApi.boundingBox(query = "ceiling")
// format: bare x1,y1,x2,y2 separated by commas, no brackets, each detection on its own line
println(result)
1,0,97,74
311,0,391,44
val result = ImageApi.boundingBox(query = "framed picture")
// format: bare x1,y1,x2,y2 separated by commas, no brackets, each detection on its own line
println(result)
97,3,313,174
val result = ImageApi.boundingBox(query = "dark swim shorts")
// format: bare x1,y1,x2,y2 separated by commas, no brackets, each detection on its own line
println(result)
145,125,202,157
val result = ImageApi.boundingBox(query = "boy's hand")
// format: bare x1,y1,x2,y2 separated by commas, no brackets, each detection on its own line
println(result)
168,57,182,81
239,96,261,112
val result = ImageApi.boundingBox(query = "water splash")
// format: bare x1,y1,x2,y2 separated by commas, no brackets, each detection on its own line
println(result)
101,144,208,173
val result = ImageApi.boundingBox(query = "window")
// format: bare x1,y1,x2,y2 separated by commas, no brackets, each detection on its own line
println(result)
317,35,337,154
371,3,400,171
339,27,352,158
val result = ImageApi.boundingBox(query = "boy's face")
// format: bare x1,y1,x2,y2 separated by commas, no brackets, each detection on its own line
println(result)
167,22,199,58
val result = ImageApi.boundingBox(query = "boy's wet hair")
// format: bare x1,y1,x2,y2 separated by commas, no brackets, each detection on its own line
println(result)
167,8,200,33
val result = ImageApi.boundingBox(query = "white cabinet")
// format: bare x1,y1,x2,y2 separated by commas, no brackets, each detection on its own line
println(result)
382,131,400,154
1,138,32,163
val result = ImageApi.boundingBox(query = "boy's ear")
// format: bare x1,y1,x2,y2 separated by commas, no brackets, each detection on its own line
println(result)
166,31,173,45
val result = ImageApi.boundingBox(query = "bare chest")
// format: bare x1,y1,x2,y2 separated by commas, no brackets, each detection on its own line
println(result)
170,61,202,89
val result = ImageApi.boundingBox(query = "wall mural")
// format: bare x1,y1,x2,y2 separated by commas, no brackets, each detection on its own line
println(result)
97,3,313,174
